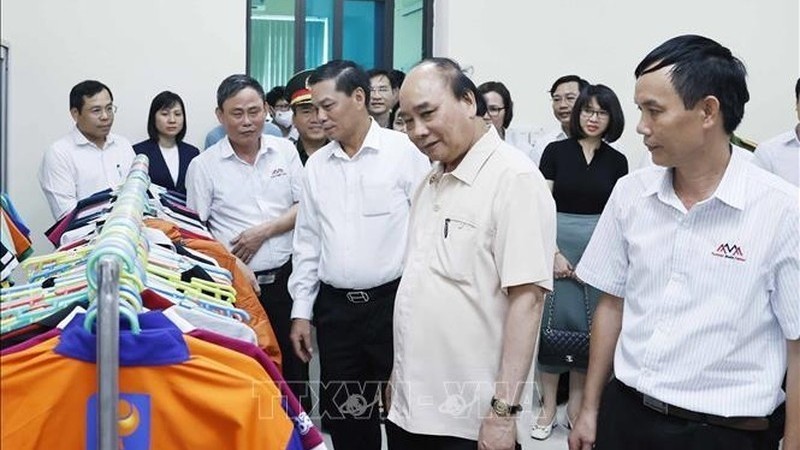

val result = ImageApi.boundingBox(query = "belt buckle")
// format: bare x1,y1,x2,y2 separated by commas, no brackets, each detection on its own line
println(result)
346,291,370,303
257,273,276,285
643,394,669,415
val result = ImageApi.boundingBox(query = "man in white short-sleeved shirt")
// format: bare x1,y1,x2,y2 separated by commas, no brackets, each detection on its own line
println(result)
186,74,307,409
753,78,800,186
387,58,556,450
39,80,135,219
527,75,588,166
569,35,799,450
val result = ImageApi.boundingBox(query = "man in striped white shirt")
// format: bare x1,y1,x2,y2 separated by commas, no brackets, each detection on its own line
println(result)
569,35,799,450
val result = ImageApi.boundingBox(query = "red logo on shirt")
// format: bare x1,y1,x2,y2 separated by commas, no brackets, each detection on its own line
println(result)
712,243,746,262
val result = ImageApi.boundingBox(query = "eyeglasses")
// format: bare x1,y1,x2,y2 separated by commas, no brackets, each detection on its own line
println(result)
486,106,506,117
580,107,610,120
87,105,117,118
551,94,578,105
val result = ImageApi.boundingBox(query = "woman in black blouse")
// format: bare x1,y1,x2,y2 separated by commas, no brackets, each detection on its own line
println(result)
531,84,628,440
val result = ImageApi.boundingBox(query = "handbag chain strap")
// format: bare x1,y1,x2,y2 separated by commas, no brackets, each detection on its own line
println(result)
543,283,593,333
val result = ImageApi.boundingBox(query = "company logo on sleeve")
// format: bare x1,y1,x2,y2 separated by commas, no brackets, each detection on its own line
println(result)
87,393,151,450
712,243,746,262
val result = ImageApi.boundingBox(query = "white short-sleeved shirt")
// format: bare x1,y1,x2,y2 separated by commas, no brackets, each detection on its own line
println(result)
576,150,800,417
185,134,303,272
388,127,556,441
38,127,136,219
753,127,800,186
288,119,431,320
528,127,567,167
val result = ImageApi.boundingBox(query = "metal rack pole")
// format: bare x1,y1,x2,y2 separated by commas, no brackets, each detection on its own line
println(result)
96,254,121,448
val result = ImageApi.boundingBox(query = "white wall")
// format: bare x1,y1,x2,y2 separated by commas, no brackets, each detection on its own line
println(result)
2,0,246,256
2,0,798,258
434,0,800,168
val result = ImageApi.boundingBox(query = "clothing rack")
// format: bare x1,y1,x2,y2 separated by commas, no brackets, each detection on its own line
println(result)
85,154,150,450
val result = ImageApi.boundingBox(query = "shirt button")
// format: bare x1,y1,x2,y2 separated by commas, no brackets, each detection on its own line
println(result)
433,205,440,212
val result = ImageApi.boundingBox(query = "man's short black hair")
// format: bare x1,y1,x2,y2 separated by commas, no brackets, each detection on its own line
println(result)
389,69,406,90
549,75,588,96
367,69,401,90
412,57,486,117
795,78,799,102
265,86,287,107
308,60,371,106
634,34,749,134
216,74,265,110
569,84,625,143
478,81,514,129
70,80,113,112
147,91,187,142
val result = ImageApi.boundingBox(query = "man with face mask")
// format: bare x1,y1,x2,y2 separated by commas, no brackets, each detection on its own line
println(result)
266,86,298,141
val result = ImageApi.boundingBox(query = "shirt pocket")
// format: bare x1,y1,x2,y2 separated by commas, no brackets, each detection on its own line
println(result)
361,181,393,217
430,216,478,282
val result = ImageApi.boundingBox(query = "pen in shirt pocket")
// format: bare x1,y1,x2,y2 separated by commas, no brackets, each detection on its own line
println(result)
444,218,450,238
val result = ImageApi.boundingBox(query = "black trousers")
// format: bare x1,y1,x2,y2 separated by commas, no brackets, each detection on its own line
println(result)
257,260,311,413
313,279,399,450
595,378,784,450
386,421,521,450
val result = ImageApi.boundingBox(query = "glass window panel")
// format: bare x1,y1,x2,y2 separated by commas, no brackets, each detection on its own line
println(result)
305,0,334,69
249,0,295,90
393,0,423,71
343,0,385,69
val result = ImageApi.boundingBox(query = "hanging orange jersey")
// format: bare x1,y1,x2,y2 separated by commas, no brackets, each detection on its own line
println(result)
1,312,302,450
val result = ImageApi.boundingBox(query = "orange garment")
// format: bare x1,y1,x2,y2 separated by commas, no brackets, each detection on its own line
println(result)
0,335,295,450
143,218,282,370
1,210,32,261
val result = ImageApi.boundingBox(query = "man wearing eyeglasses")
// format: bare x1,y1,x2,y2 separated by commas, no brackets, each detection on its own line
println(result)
39,80,136,219
528,75,589,166
367,69,400,128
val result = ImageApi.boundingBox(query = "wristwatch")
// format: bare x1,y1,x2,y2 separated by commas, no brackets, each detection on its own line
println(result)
490,397,522,417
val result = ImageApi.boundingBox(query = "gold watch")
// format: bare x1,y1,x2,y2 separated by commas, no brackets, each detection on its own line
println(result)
490,397,522,417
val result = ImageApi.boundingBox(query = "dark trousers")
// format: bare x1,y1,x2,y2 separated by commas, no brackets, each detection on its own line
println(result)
386,421,521,450
595,378,784,450
257,260,311,413
313,279,399,450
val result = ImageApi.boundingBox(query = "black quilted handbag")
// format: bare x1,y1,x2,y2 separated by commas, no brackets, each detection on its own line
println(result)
537,286,592,369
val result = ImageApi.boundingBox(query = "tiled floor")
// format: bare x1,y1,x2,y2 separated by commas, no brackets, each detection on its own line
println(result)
307,334,570,449
316,406,570,450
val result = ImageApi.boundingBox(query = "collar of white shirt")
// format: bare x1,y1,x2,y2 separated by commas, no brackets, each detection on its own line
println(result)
325,118,386,160
780,126,800,145
219,135,277,163
443,126,499,186
70,125,116,148
642,149,748,211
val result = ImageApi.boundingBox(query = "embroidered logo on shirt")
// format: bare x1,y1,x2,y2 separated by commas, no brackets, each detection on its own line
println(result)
712,243,746,262
87,393,151,450
271,168,287,178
